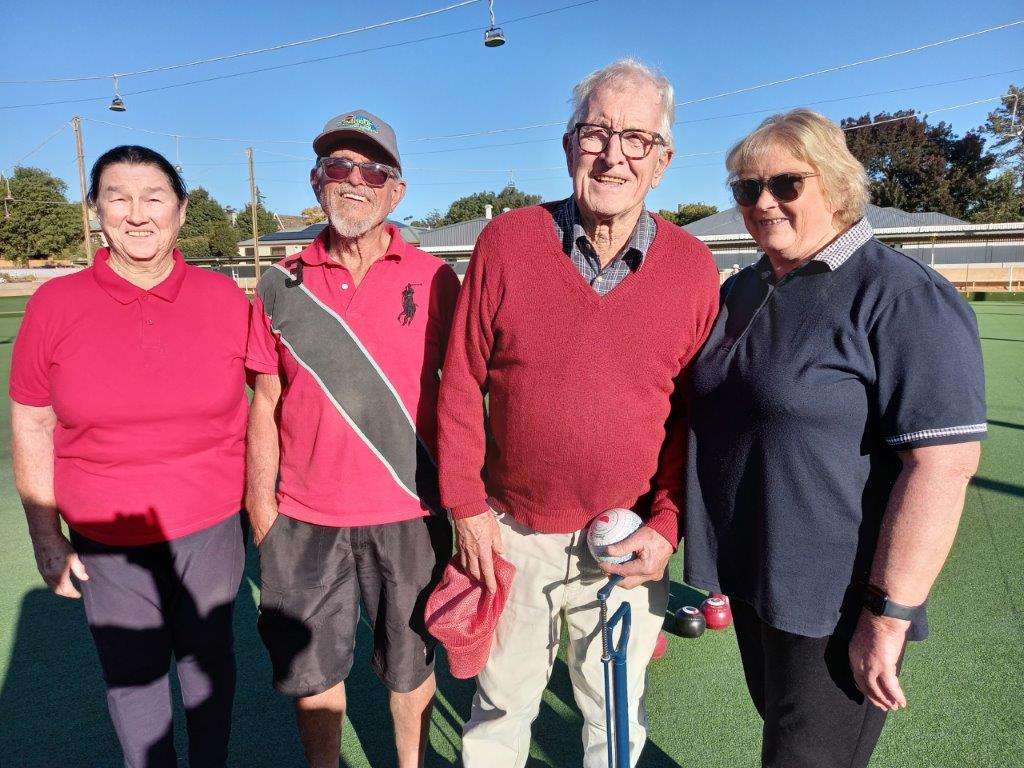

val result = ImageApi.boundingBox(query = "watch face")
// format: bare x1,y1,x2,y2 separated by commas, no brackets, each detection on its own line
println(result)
864,587,887,615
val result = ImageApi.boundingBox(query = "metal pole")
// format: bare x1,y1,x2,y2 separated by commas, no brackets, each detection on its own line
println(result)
247,147,261,283
72,117,92,264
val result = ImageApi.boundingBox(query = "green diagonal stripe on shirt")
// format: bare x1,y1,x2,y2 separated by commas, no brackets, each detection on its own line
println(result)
259,264,438,507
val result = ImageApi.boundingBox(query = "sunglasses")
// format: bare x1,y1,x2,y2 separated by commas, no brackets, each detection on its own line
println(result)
730,173,817,207
316,156,397,188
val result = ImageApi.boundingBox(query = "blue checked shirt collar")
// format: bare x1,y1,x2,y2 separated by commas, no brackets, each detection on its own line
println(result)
552,196,656,295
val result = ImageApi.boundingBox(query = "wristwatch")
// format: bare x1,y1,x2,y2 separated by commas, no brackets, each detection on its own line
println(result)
863,584,919,621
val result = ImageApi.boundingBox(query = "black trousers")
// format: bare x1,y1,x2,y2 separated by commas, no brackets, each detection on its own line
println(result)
72,514,245,768
732,598,894,768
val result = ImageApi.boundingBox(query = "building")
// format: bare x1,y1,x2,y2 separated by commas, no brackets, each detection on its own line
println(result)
235,203,1024,291
684,204,1024,272
236,207,500,277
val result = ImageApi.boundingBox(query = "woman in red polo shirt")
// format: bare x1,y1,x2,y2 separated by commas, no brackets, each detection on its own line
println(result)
10,145,250,768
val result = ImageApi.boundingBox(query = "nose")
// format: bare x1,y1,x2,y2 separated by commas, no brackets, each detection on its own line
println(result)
345,165,374,190
601,132,627,165
126,198,147,224
755,184,778,210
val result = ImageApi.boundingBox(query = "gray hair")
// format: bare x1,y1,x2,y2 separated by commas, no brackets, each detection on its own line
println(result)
566,58,675,148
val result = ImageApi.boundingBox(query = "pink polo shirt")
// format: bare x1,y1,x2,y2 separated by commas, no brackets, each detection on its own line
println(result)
246,224,460,527
9,250,250,546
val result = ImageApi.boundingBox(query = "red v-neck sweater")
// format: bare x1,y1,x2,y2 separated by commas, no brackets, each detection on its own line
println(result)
437,203,719,545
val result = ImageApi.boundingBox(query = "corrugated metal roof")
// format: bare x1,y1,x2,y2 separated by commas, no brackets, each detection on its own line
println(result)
683,203,967,237
238,219,418,246
418,217,489,249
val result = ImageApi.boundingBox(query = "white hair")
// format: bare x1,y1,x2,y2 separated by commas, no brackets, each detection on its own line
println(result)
566,58,675,148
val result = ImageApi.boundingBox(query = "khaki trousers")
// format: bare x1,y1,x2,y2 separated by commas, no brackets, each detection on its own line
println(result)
461,512,668,768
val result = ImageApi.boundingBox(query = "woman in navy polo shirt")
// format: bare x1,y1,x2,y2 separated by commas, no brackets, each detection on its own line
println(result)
10,146,249,768
684,109,986,768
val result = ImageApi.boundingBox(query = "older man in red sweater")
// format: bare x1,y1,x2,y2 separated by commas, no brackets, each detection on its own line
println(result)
437,59,720,767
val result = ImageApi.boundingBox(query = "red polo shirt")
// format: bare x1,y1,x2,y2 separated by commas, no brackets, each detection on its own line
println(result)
9,250,250,546
246,224,460,527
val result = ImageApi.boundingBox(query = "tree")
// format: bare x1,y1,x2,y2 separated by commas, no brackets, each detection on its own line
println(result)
980,85,1024,185
176,187,241,260
431,184,542,227
234,197,279,239
0,167,81,264
659,202,718,226
972,171,1024,223
409,209,444,229
301,205,327,225
842,111,997,220
180,187,229,239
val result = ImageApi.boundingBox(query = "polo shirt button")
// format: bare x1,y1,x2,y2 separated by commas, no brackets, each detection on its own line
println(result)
146,319,154,325
595,276,604,282
341,283,349,290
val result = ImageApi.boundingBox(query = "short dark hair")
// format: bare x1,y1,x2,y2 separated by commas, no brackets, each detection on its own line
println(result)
87,145,187,205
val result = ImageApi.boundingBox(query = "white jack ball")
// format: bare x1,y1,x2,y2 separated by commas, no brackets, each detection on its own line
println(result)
587,508,642,564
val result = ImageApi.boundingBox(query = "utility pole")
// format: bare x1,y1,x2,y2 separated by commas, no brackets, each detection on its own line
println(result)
247,147,261,283
72,117,92,264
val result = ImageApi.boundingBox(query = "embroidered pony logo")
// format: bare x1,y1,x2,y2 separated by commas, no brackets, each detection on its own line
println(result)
398,283,420,325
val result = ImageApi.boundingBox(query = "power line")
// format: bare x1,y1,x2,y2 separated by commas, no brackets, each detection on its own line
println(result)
4,121,71,173
411,19,1024,141
677,19,1024,107
0,1,598,111
0,1,481,85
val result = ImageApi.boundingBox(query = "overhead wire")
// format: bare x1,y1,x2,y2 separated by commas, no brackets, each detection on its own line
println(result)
3,121,71,174
0,0,598,111
0,0,482,85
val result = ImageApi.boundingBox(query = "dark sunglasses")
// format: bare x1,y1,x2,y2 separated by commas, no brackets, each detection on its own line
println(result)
316,156,397,188
730,172,817,207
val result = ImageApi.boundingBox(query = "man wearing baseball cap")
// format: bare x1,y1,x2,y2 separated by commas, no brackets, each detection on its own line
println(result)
245,109,461,768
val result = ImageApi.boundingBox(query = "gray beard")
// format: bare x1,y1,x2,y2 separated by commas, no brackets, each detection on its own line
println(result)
327,207,377,239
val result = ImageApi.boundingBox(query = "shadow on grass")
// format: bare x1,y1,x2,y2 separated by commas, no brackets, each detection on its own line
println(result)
987,419,1024,432
1,543,688,767
971,476,1024,499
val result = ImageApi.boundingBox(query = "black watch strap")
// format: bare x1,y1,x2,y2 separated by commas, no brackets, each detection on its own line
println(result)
863,584,919,621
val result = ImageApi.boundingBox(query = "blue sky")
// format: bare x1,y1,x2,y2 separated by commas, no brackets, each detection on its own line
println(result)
2,0,1022,223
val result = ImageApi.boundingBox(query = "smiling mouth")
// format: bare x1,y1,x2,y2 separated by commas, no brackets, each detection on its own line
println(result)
125,231,154,238
592,174,627,186
759,218,789,227
341,192,369,203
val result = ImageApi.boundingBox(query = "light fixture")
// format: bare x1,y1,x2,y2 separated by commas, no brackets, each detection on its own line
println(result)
484,0,505,47
109,75,126,112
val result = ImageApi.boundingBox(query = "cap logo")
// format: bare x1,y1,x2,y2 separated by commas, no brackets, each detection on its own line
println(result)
341,114,380,134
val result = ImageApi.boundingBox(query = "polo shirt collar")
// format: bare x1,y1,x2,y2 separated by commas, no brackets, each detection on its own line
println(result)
93,248,187,304
298,222,407,267
754,217,874,281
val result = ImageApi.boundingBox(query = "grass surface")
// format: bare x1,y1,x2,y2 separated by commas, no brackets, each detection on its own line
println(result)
0,303,1021,767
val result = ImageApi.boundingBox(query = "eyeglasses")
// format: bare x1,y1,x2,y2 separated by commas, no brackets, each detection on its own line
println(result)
730,173,817,207
316,156,397,188
573,122,666,160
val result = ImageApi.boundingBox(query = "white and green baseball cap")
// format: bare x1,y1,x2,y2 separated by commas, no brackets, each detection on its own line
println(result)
313,109,401,173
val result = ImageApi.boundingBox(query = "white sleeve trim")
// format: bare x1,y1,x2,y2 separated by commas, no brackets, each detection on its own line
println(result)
884,423,988,447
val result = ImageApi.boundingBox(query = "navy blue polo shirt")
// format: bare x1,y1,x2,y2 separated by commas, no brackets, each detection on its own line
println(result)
683,221,987,639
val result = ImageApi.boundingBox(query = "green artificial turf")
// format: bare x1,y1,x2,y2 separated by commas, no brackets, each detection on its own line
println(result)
0,303,1020,767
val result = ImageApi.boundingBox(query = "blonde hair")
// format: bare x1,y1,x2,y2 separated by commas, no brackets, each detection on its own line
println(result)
725,108,869,230
566,58,675,148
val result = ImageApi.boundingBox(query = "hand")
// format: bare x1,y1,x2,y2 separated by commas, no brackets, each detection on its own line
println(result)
249,502,280,547
454,510,504,593
849,610,909,711
31,532,88,599
600,526,673,589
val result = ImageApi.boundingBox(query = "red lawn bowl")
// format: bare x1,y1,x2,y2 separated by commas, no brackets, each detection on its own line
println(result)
701,596,732,630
